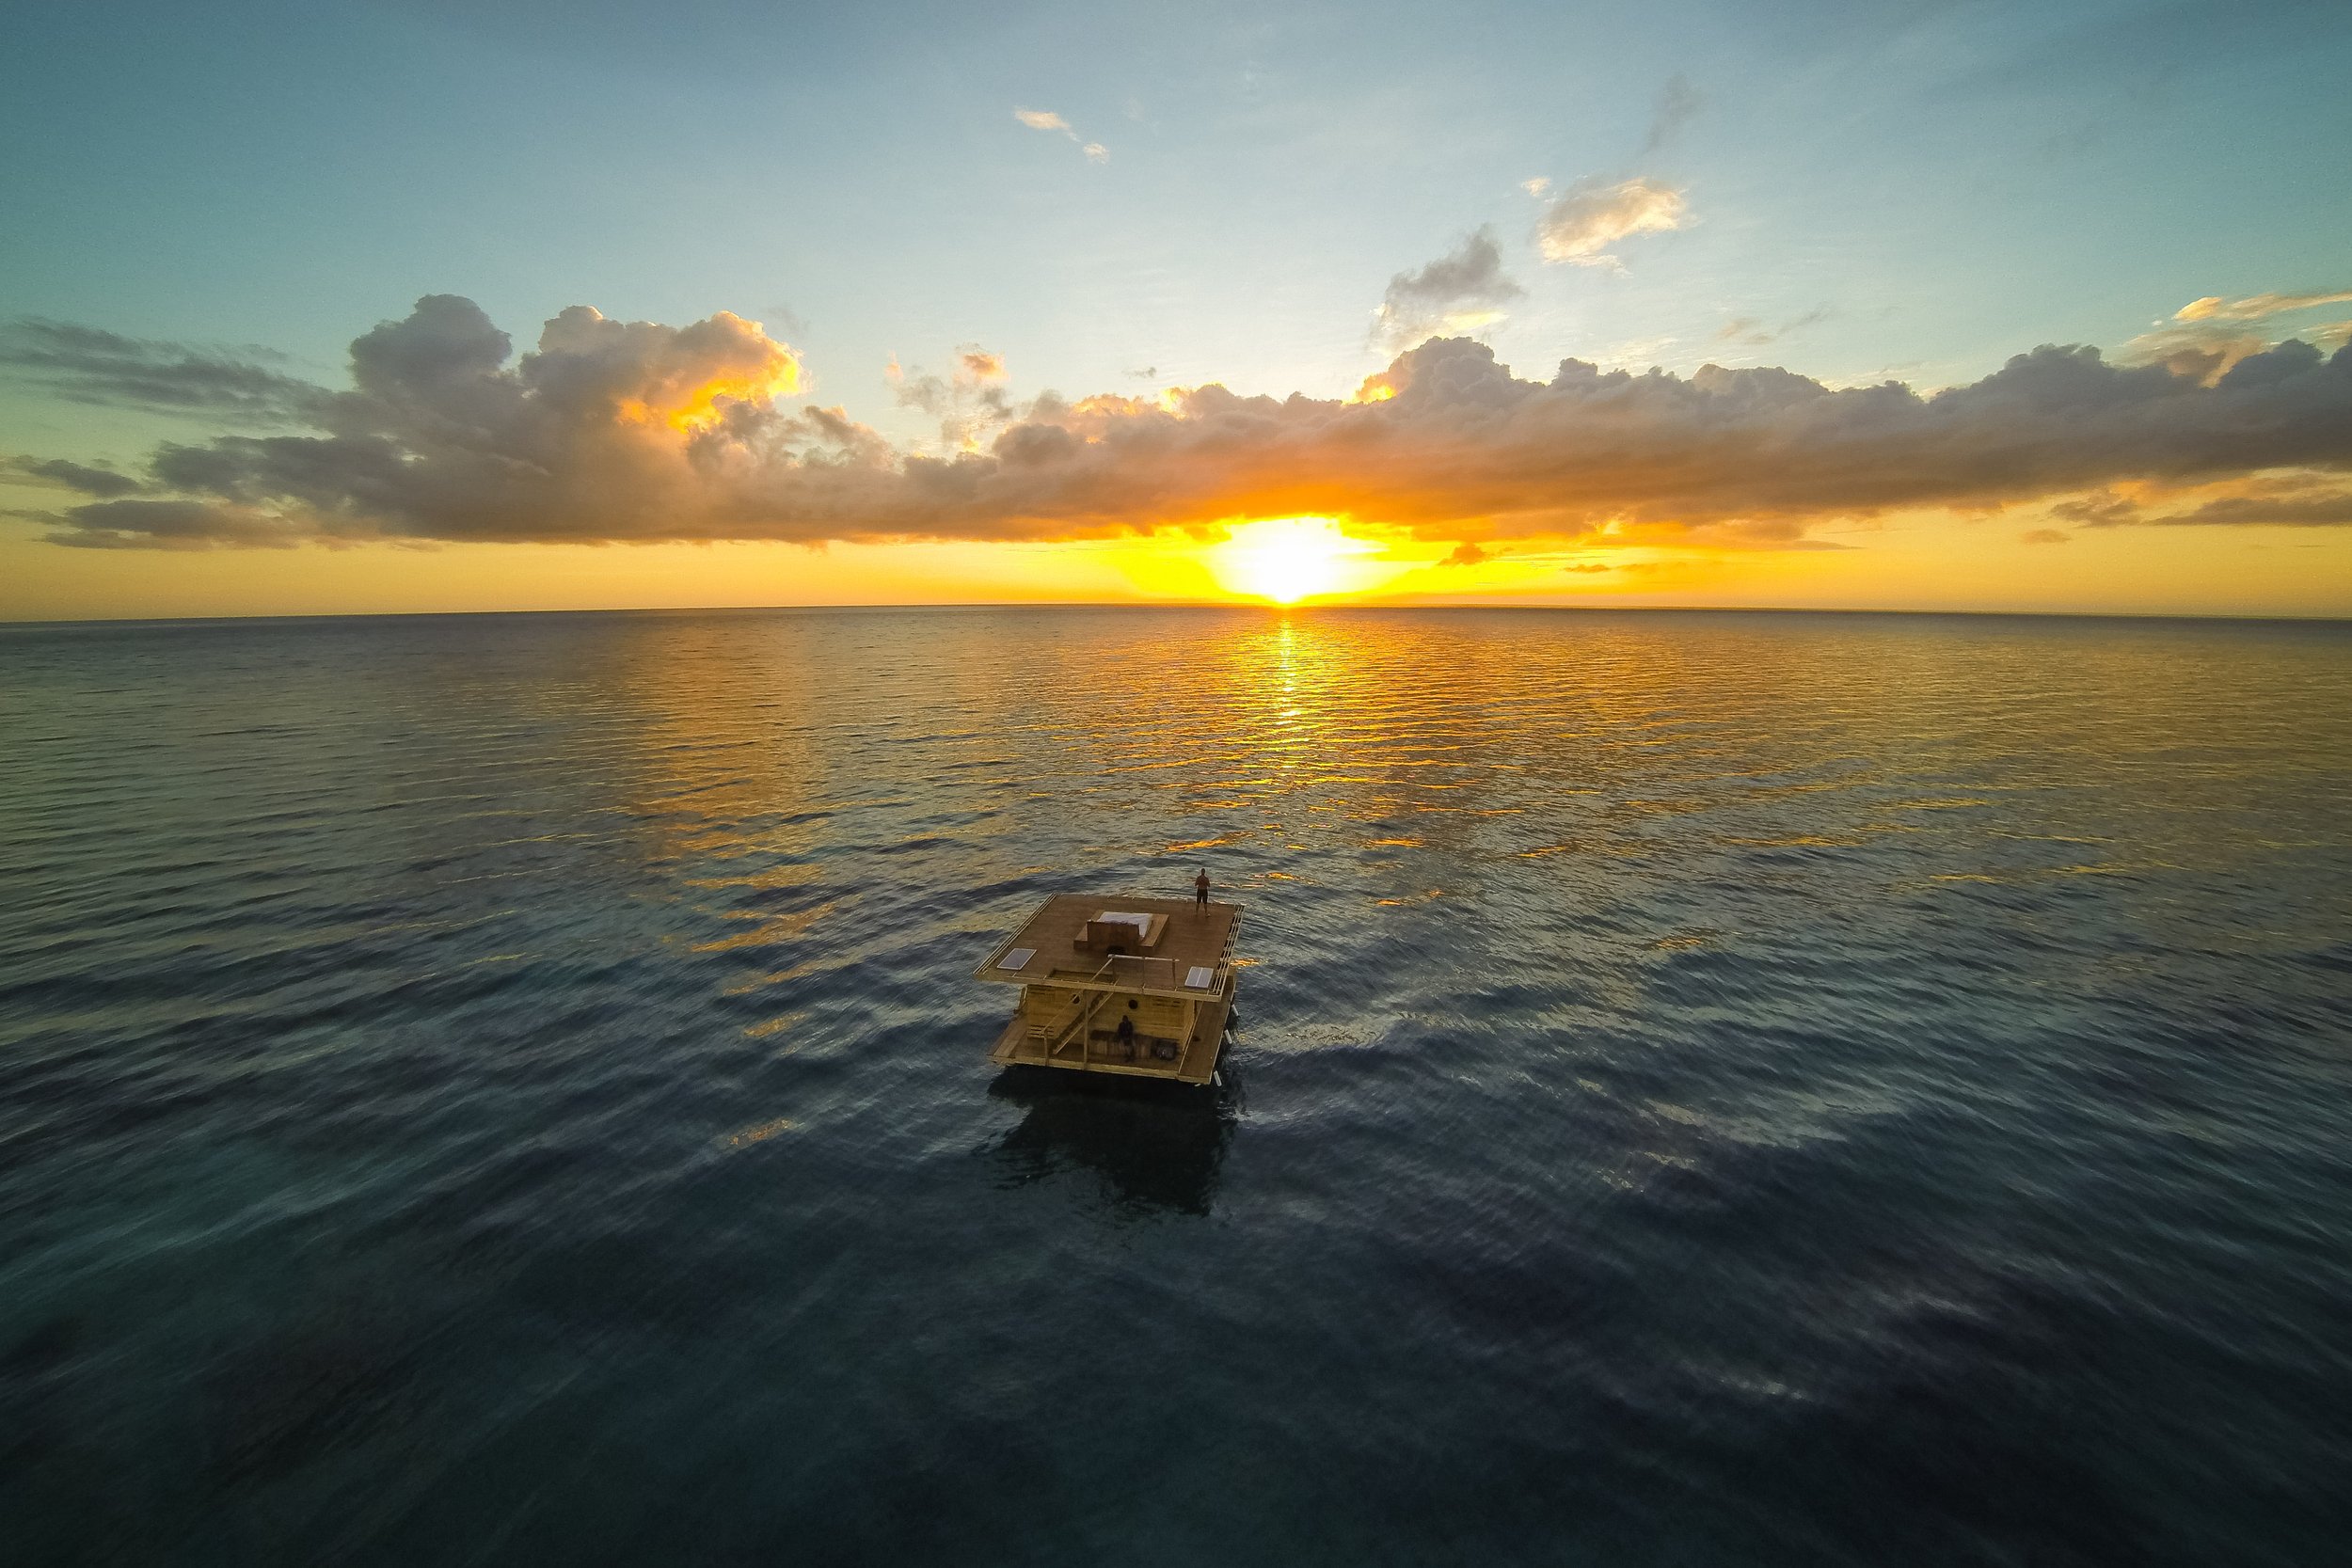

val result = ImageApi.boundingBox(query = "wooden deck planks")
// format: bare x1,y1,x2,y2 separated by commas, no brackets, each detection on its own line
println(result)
982,895,1240,988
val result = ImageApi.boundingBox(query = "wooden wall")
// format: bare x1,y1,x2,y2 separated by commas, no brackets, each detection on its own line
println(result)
1018,985,1191,1040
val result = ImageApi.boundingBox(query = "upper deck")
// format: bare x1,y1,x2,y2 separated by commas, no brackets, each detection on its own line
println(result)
975,893,1242,1000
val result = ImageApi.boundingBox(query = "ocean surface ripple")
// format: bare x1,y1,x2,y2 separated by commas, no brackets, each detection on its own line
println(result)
4,607,2350,1566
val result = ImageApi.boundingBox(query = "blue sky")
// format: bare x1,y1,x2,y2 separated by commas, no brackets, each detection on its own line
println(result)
8,0,2346,446
5,0,2351,620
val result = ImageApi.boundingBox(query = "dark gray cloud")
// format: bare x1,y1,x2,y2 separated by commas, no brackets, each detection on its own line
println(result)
1373,229,1525,351
2154,491,2352,526
41,498,310,549
14,294,2352,553
7,454,144,498
2058,475,2352,529
0,319,330,423
1640,74,1705,156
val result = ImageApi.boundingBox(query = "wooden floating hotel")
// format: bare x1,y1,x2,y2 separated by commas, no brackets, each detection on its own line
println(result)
975,894,1242,1084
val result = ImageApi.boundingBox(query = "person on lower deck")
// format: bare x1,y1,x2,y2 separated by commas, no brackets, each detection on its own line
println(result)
1194,866,1210,909
1115,1010,1136,1058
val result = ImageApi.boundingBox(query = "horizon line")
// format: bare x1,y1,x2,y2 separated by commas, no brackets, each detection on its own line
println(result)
6,599,2349,631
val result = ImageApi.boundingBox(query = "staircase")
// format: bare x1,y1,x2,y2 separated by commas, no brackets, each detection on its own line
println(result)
1031,985,1114,1059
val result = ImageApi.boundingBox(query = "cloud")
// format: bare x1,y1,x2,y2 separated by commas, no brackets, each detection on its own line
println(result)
1372,228,1525,351
0,318,329,423
1715,309,1832,347
1640,74,1705,156
41,498,313,549
890,343,1015,450
2122,288,2352,382
15,296,2352,555
1014,106,1105,161
1535,178,1688,268
2151,489,2352,526
2018,528,2070,545
2047,491,2137,528
7,454,144,498
2174,290,2352,323
760,301,811,339
2055,472,2352,529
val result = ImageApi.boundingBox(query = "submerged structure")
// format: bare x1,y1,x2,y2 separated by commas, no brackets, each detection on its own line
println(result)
975,894,1242,1084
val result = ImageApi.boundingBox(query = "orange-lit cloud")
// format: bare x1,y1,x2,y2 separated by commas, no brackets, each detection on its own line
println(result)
2175,290,2352,323
1534,177,1687,268
12,294,2352,557
2122,287,2352,382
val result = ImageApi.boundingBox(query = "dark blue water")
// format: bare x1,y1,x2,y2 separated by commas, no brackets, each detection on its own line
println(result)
4,607,2350,1565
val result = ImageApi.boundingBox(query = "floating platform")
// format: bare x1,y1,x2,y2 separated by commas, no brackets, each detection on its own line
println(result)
974,894,1242,1084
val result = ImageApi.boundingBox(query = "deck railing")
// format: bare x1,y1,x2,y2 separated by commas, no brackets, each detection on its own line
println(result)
1035,951,1225,999
1104,953,1180,991
977,914,1238,999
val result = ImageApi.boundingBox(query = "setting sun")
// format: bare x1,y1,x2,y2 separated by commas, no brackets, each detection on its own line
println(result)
1205,517,1389,604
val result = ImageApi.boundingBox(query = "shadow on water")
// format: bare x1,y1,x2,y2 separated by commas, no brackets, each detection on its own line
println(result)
981,1062,1242,1218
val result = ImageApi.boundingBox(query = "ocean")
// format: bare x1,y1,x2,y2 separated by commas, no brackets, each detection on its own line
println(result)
3,606,2349,1565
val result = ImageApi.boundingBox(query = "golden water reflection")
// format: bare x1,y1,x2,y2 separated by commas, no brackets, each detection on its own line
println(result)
472,607,2352,1054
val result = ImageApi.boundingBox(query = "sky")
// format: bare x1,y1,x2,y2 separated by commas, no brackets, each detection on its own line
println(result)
4,0,2350,621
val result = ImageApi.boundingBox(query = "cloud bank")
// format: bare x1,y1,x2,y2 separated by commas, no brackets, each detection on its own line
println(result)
10,294,2352,553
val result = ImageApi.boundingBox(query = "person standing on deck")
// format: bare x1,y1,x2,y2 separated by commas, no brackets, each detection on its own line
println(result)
1194,866,1210,910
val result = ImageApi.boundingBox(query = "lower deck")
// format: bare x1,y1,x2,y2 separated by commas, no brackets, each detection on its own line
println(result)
990,991,1233,1085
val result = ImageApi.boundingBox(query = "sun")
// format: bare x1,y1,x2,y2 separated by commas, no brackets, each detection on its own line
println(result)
1206,517,1382,604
